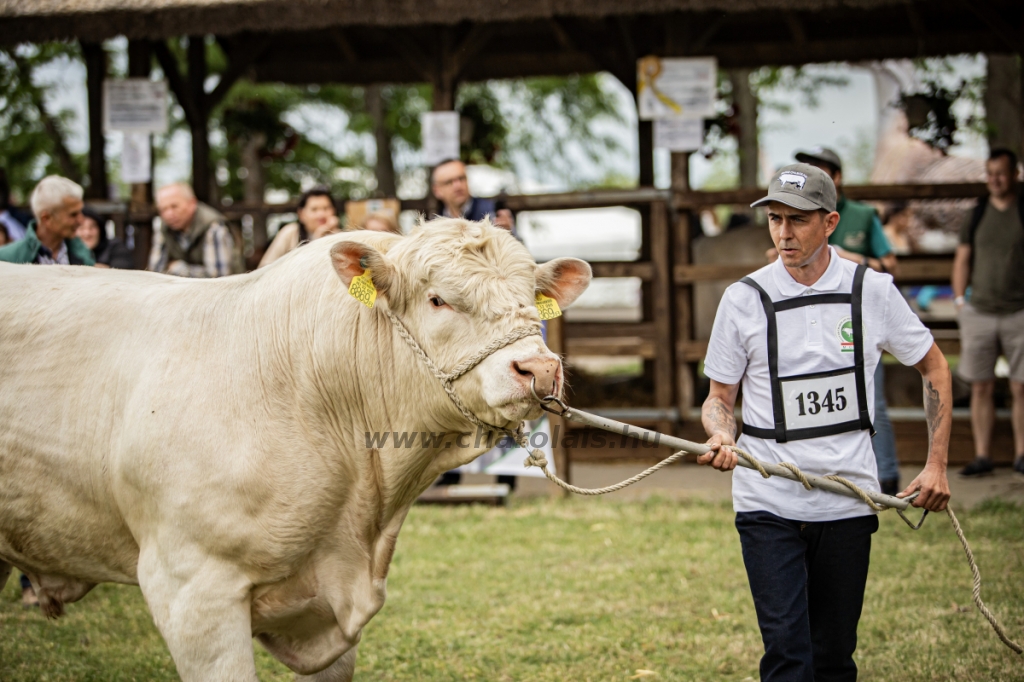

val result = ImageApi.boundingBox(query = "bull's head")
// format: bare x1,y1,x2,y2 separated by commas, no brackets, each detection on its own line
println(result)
330,218,591,428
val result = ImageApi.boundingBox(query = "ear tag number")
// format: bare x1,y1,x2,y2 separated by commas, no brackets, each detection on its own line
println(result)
535,293,562,320
349,269,377,309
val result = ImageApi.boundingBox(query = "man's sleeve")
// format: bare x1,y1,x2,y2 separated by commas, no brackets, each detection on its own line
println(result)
204,223,235,278
148,227,166,272
702,285,748,385
880,282,933,366
868,213,893,258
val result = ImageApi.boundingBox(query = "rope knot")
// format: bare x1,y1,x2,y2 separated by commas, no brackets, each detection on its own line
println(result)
524,448,548,469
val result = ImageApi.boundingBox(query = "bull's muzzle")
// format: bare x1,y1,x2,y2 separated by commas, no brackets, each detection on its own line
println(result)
513,356,560,398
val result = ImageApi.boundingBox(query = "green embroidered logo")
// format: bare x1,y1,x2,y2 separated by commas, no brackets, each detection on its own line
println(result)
836,317,854,353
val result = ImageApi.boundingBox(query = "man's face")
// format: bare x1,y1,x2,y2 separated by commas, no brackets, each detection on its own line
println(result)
767,201,838,269
40,197,84,240
297,195,336,230
986,156,1017,199
157,187,198,232
432,161,470,209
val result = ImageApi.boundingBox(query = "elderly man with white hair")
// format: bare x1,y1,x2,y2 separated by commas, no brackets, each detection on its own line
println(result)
149,182,241,277
0,175,95,266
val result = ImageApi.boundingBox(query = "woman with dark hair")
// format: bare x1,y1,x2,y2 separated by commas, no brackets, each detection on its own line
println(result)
76,207,134,269
258,187,340,267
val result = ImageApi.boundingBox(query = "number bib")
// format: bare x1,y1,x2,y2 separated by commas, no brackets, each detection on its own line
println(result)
739,265,874,443
781,370,859,432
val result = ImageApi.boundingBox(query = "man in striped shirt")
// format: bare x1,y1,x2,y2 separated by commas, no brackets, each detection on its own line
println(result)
149,183,240,277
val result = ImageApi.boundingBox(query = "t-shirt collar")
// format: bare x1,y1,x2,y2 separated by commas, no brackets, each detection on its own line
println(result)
772,246,844,296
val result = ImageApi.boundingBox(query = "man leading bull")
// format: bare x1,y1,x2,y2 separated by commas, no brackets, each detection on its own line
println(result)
698,164,951,682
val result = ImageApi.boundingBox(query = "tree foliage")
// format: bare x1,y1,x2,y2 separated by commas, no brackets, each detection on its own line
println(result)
0,42,87,202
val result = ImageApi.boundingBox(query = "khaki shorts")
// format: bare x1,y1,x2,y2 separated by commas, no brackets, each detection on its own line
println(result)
957,303,1024,383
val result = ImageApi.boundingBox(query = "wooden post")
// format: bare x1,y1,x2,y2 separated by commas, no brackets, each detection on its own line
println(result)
82,42,108,200
545,315,571,492
188,36,211,202
651,199,676,436
671,151,696,420
128,39,154,270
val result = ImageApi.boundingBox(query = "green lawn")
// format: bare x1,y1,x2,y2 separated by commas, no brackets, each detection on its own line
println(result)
2,497,1022,681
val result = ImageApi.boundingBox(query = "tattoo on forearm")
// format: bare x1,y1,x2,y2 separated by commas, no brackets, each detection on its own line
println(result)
704,397,737,439
924,379,944,447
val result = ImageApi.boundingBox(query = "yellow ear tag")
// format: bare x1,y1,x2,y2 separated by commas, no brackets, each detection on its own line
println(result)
535,292,562,320
349,269,377,309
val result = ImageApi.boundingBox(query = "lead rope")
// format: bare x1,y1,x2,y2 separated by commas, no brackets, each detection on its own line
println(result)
381,306,1021,655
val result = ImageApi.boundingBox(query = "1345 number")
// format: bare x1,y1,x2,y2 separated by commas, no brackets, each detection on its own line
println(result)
795,388,848,416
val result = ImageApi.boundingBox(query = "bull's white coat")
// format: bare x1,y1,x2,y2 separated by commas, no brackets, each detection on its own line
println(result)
0,219,590,681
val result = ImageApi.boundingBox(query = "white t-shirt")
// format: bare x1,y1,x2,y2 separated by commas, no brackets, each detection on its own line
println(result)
704,248,934,521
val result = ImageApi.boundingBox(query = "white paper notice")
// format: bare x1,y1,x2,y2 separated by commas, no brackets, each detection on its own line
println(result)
637,56,717,120
421,111,460,166
104,79,168,133
653,118,704,152
121,132,152,184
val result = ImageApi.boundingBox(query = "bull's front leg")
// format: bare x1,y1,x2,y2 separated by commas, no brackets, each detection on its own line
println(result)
295,645,358,682
137,547,258,682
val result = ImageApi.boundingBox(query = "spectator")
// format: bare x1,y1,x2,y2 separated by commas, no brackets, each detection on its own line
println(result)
0,168,29,242
77,207,134,269
953,148,1024,477
0,223,8,247
430,159,514,231
0,175,94,266
793,147,902,495
259,187,340,267
149,182,240,277
361,211,401,235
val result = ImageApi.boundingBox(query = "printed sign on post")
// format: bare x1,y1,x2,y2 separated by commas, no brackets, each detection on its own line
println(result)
421,111,460,166
121,132,152,184
653,118,704,152
637,56,717,120
104,79,168,133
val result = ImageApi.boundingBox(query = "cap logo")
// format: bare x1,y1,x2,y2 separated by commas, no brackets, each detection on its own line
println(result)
778,171,807,190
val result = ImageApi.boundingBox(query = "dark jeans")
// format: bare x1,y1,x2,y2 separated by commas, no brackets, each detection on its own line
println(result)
735,511,879,682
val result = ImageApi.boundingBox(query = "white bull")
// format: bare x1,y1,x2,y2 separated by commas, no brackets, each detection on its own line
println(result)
0,218,591,681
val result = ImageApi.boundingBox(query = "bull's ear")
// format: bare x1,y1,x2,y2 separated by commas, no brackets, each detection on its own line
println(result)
330,241,395,297
535,257,592,308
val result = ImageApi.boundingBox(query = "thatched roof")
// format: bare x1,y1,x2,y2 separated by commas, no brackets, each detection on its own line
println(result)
0,0,996,44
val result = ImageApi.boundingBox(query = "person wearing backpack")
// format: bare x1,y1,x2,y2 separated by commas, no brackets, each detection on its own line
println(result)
953,147,1024,478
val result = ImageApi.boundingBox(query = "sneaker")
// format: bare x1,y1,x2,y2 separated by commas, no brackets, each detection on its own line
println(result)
1014,457,1024,477
21,585,38,608
880,478,900,496
959,457,994,477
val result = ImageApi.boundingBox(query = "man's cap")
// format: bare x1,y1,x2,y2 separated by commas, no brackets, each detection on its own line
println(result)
795,146,842,173
750,163,837,212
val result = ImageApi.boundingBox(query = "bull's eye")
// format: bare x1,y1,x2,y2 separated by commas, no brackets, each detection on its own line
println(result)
429,296,446,308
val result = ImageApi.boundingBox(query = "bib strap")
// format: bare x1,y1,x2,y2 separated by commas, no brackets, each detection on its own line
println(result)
741,276,788,443
851,264,874,435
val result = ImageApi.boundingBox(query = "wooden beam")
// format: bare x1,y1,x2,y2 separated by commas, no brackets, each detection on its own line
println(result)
503,187,669,211
690,13,728,54
152,40,201,130
187,35,211,202
783,12,806,46
650,200,675,430
81,41,108,199
328,27,359,63
963,2,1022,54
564,321,656,340
548,19,577,52
392,31,434,83
674,182,988,208
566,337,656,359
589,261,654,280
207,35,272,110
451,24,495,81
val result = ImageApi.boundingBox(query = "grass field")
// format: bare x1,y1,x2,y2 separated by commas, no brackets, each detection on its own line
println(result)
2,497,1022,681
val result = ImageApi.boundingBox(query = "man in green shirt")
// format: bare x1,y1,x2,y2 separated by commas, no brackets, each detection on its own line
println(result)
795,147,902,494
952,148,1024,478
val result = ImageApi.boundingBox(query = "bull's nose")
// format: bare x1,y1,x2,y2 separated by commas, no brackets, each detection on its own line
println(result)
512,356,560,397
